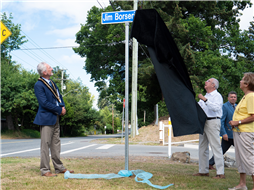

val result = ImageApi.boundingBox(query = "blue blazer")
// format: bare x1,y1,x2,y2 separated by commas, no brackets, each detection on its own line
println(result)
33,80,65,126
220,101,236,139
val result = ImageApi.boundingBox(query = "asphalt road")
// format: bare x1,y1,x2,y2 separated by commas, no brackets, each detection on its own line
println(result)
0,134,235,160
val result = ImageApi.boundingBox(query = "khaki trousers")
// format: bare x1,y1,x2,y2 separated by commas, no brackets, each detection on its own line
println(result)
40,116,65,175
234,131,254,175
198,119,224,175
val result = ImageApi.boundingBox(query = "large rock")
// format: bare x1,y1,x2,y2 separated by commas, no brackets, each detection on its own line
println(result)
171,152,190,163
224,155,236,168
170,152,236,166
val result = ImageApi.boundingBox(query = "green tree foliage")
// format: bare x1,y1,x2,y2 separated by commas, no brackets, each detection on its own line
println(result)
1,12,32,130
12,70,39,128
1,56,101,135
59,79,100,136
1,59,100,135
97,105,122,134
149,1,253,101
1,59,39,130
1,13,27,58
99,106,111,127
74,1,253,127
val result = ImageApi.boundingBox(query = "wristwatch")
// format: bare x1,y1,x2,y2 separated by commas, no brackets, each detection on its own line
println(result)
204,99,208,102
239,120,241,124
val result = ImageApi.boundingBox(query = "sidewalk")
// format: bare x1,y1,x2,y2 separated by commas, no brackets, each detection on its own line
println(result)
183,143,235,153
170,139,235,153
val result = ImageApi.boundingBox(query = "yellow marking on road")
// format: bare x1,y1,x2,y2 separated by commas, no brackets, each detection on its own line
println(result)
1,140,33,144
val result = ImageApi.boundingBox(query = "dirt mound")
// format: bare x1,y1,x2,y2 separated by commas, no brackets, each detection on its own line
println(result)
130,116,199,144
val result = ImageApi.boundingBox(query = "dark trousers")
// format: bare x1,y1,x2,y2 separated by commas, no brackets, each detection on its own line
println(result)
209,138,234,166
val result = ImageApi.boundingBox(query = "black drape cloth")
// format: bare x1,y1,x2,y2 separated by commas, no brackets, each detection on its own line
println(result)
130,9,207,136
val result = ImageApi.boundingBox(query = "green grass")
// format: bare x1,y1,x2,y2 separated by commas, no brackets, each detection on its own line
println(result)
1,129,89,139
1,156,254,190
1,129,40,139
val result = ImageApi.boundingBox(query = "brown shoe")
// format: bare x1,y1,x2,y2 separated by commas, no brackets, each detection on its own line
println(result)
209,165,216,170
58,169,74,174
213,174,225,179
42,172,57,177
193,173,209,177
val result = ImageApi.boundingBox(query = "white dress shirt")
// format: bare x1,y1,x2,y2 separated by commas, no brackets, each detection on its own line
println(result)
198,90,223,118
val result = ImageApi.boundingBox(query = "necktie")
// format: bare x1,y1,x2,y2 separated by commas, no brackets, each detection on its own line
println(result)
49,81,53,87
233,105,235,110
49,80,58,106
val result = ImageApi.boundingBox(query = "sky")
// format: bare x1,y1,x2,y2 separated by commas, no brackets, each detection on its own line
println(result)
1,0,254,110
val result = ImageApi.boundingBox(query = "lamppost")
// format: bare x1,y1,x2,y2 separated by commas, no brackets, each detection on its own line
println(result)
62,89,79,97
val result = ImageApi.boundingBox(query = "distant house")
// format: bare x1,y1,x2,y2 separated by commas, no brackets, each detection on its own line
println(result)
0,116,6,130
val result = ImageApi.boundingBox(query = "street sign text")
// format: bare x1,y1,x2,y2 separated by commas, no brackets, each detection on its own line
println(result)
101,11,136,24
1,21,12,44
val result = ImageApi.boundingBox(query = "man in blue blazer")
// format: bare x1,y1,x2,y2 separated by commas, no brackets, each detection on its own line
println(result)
209,91,237,170
34,62,74,177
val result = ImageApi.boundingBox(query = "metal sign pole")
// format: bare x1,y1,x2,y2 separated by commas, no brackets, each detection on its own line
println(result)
124,22,129,170
101,10,134,171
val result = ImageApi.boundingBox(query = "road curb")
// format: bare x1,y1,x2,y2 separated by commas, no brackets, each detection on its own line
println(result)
183,143,235,153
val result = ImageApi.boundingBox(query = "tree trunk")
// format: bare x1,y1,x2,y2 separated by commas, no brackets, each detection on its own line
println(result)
6,113,15,130
60,125,64,137
21,117,24,129
13,111,20,131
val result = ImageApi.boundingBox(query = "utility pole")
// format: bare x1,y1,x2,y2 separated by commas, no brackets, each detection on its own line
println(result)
131,0,138,138
112,104,114,134
144,110,146,123
52,69,68,93
61,69,67,93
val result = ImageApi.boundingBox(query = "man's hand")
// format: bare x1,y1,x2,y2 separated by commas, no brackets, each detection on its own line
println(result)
198,94,207,101
229,120,238,127
222,134,228,141
60,107,66,116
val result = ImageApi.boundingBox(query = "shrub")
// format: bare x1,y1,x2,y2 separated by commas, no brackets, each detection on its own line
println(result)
158,100,168,118
21,129,40,138
105,123,113,134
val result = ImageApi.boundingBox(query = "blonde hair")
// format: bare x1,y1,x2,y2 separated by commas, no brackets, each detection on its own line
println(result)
243,72,254,91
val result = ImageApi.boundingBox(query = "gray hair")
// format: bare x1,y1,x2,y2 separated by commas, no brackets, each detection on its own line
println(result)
211,78,219,89
37,62,47,76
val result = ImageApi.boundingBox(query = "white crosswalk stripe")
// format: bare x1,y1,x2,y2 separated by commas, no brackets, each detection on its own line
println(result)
96,144,115,149
1,143,118,157
0,142,74,157
61,144,97,154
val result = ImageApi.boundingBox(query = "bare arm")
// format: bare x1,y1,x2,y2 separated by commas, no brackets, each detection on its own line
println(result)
229,114,254,126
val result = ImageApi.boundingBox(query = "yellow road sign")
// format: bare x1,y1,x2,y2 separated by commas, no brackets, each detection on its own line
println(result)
1,21,12,44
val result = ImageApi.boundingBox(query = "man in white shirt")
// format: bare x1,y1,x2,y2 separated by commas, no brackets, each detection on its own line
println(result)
193,78,225,179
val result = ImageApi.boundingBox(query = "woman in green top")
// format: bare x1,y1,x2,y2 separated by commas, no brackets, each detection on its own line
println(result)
228,72,254,190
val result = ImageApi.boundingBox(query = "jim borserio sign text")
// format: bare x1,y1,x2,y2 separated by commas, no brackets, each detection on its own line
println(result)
101,10,136,24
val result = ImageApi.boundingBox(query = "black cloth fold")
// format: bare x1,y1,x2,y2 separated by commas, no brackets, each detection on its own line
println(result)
131,9,207,136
